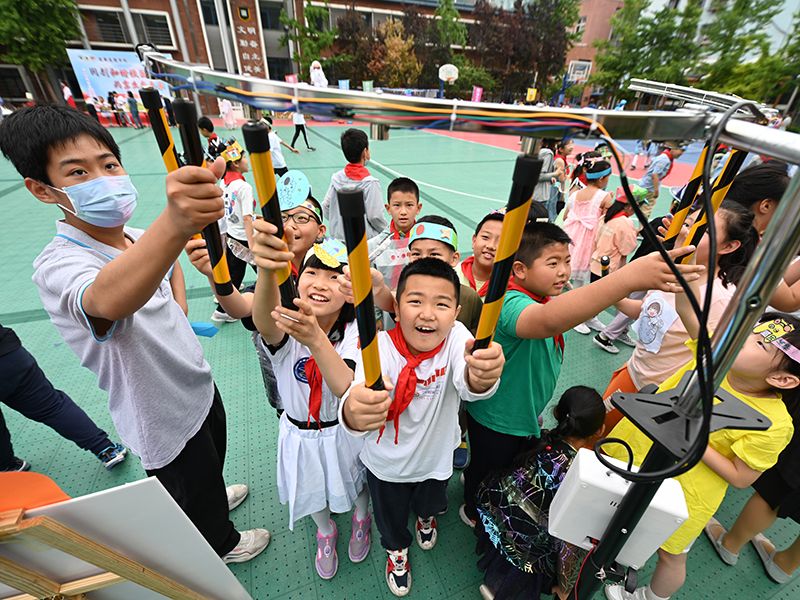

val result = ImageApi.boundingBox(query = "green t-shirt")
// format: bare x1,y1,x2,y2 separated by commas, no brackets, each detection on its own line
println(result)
466,290,563,437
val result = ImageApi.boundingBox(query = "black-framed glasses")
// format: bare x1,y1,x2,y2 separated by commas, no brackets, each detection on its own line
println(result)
281,212,316,225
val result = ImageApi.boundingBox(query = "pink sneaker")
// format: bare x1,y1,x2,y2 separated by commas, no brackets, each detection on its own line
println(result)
315,521,338,580
348,512,372,563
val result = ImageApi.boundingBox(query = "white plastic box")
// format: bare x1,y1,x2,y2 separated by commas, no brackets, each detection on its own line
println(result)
548,448,689,569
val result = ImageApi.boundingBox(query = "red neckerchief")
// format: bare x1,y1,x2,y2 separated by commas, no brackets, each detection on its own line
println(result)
222,171,245,185
290,262,299,279
661,149,674,178
390,220,413,240
344,163,371,181
209,133,219,142
304,357,324,427
461,256,490,298
506,279,564,354
380,326,446,444
610,211,628,221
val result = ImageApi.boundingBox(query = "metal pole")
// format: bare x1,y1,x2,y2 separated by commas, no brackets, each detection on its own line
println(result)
168,0,192,63
717,117,800,164
214,0,237,73
119,0,140,46
75,10,91,49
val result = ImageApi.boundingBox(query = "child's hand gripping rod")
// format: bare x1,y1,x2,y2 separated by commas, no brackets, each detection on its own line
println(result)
662,142,710,250
676,148,746,264
241,120,299,311
172,98,234,296
473,156,544,352
139,87,181,172
338,190,385,391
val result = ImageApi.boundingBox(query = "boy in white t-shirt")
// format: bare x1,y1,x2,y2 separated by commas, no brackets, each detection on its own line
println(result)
339,258,505,597
262,115,299,177
291,111,315,151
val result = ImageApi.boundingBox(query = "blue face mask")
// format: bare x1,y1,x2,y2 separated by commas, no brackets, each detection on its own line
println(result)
54,175,138,228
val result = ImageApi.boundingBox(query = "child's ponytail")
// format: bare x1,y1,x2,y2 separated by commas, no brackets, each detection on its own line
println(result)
550,386,606,442
717,200,759,288
572,151,603,181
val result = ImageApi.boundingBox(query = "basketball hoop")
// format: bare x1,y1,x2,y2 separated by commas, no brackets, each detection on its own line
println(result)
439,64,459,85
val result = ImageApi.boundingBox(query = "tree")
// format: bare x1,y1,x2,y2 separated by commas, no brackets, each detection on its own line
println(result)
280,2,336,79
699,0,781,91
450,54,496,98
0,0,80,100
328,4,376,84
368,19,421,88
434,0,467,50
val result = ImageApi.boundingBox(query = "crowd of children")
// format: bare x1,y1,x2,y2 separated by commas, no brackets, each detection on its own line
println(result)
1,104,799,600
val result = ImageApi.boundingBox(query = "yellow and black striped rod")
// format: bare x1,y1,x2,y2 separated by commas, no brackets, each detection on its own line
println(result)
173,98,234,296
140,87,181,173
601,255,610,278
473,156,544,351
662,142,710,249
338,190,385,392
242,120,299,310
677,148,746,264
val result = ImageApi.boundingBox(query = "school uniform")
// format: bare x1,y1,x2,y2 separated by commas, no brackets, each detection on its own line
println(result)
340,322,500,550
32,222,238,555
262,321,365,528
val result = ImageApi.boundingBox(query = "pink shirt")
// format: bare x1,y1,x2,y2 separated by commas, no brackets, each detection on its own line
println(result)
627,277,736,389
590,215,638,275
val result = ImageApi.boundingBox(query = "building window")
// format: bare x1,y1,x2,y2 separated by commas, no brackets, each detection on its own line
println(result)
200,0,218,25
93,11,130,44
574,15,587,39
0,67,27,100
133,14,173,47
260,1,283,30
267,57,292,80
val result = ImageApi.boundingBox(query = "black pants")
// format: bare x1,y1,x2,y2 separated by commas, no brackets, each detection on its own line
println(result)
87,104,99,122
0,346,111,468
463,412,537,521
274,166,288,178
146,387,240,556
291,124,310,149
367,470,448,551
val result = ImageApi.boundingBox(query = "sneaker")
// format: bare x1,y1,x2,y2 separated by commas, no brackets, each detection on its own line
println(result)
616,332,637,348
459,504,476,528
453,440,470,469
348,512,371,563
479,584,495,600
604,585,648,600
226,484,249,512
315,521,338,580
211,309,237,323
0,457,30,472
222,528,271,564
593,333,620,354
585,317,605,331
308,147,317,151
573,323,591,335
415,516,438,550
386,548,411,597
95,443,128,470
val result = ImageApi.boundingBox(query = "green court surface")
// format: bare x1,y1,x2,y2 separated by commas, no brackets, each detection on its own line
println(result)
1,123,798,599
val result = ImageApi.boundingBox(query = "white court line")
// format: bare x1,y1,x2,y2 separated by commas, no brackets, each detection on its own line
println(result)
370,159,505,203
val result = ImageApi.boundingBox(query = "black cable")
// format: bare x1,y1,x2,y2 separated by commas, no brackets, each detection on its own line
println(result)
593,438,634,472
589,105,756,482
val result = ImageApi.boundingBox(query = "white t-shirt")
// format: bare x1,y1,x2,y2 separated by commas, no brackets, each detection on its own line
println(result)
221,176,256,242
62,85,72,101
264,321,359,423
32,222,214,470
340,322,500,483
292,112,306,126
269,131,287,169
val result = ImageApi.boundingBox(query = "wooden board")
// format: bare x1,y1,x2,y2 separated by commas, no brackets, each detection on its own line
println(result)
0,478,251,600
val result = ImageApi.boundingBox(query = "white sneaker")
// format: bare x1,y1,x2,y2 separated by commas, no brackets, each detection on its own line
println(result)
573,323,591,335
226,484,248,512
479,584,495,600
604,585,649,600
222,528,271,564
458,504,476,528
585,317,606,331
211,309,237,323
617,332,637,347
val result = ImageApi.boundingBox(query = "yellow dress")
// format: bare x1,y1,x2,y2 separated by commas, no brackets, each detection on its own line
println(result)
608,341,794,554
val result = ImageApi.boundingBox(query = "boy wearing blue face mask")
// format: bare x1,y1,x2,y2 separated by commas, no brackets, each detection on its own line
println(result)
0,105,271,564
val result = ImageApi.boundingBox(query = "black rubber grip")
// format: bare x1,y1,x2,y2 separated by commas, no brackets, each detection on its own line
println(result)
173,99,204,166
242,121,271,154
139,87,162,110
337,190,367,220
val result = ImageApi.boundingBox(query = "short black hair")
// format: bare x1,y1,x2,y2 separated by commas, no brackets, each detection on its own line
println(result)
197,116,213,132
515,221,571,266
527,201,549,223
396,257,460,305
387,177,419,202
417,214,457,231
473,211,504,236
341,128,368,163
727,161,790,207
0,104,121,186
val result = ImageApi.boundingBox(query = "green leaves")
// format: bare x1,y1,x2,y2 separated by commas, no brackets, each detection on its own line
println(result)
279,2,336,78
0,0,80,72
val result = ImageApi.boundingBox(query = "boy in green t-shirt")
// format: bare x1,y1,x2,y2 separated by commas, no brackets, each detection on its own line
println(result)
460,221,705,526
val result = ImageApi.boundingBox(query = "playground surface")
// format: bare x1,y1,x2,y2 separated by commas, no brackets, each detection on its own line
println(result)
1,122,797,599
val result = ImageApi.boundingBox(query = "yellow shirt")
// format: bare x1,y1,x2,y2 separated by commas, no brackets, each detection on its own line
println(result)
608,341,794,554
